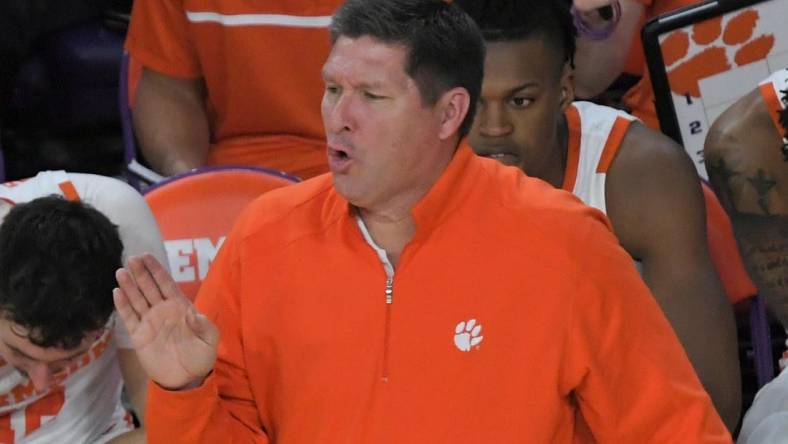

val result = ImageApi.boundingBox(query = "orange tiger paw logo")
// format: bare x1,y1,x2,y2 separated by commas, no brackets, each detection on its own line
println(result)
662,9,775,97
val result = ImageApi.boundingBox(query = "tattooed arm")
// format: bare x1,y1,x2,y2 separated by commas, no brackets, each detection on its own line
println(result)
726,213,788,327
705,87,788,328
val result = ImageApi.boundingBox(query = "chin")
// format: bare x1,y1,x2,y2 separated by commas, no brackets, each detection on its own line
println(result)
331,175,362,206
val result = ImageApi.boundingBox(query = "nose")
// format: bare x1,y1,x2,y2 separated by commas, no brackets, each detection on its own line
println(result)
28,363,54,392
322,91,354,135
478,103,512,138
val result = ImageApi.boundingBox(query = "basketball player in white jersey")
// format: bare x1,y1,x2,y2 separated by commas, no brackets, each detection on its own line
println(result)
706,70,788,444
456,0,741,429
706,69,788,331
0,171,166,443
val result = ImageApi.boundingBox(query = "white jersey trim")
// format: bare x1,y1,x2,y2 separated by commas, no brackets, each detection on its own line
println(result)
569,101,637,214
185,11,332,28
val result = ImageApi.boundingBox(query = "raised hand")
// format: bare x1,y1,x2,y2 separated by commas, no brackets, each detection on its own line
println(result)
114,254,219,390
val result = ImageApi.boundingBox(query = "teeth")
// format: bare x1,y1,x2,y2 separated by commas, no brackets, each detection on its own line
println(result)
487,153,507,159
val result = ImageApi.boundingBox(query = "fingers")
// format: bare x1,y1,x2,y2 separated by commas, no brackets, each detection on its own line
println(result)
113,287,140,334
127,255,166,307
116,266,153,318
141,254,189,303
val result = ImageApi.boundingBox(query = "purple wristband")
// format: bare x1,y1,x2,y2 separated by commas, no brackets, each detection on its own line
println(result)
571,1,622,41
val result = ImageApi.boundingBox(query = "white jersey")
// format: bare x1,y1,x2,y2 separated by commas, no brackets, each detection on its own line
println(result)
562,101,636,214
757,68,788,154
0,171,167,443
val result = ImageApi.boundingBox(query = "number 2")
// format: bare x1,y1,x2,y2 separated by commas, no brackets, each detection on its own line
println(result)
690,120,703,135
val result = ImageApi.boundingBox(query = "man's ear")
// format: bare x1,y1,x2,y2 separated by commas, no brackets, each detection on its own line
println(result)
437,87,471,141
559,62,575,111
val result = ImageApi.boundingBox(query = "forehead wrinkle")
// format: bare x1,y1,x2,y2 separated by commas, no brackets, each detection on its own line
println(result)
325,37,412,91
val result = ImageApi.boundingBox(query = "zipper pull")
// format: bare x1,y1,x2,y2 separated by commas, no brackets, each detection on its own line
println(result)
385,278,393,304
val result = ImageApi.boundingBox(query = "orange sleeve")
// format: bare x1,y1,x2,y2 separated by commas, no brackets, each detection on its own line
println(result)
125,0,202,79
702,183,757,304
562,218,732,442
145,221,269,443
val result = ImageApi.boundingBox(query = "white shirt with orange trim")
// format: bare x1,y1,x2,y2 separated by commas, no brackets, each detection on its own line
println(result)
562,101,637,213
757,68,788,153
757,70,788,371
0,171,167,443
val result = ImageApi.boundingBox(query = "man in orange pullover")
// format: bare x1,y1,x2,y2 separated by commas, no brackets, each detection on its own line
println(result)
114,0,731,442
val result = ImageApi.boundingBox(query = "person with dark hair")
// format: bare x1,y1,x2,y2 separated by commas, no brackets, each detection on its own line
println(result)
0,197,122,350
0,171,167,443
456,0,742,429
116,0,726,442
705,69,788,444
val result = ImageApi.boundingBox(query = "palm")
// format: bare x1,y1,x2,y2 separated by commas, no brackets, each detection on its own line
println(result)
131,298,217,389
114,254,219,390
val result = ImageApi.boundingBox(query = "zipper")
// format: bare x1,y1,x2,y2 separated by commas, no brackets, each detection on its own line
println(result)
354,212,396,383
382,277,393,382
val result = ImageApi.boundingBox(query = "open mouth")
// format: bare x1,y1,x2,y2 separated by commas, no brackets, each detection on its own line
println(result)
480,151,519,166
483,152,511,160
329,146,350,160
328,144,354,173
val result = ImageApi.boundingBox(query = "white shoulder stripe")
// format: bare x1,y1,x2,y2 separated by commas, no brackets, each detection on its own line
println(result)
185,11,332,27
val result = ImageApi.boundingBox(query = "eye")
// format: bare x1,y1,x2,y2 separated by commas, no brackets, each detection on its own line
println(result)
509,96,533,108
325,84,340,95
363,91,385,100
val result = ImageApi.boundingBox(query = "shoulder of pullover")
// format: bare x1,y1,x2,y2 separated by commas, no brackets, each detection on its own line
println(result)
230,174,342,247
472,157,626,277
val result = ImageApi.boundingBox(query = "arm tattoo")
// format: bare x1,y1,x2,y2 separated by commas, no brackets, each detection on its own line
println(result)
706,158,739,212
746,169,777,215
732,214,788,327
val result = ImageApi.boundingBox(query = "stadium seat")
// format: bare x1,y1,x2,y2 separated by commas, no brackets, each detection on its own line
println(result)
143,166,299,301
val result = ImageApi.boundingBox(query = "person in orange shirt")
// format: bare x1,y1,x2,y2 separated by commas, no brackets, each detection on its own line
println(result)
125,0,344,179
456,0,742,429
114,0,730,442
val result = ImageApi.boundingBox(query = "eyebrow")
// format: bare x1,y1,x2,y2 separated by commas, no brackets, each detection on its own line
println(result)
504,81,539,95
320,71,387,91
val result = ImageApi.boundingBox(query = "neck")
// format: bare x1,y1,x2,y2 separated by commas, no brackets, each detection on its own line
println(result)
358,206,416,269
544,115,570,188
356,139,457,267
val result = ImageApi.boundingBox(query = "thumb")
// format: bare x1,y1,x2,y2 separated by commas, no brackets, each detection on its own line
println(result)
186,309,220,348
